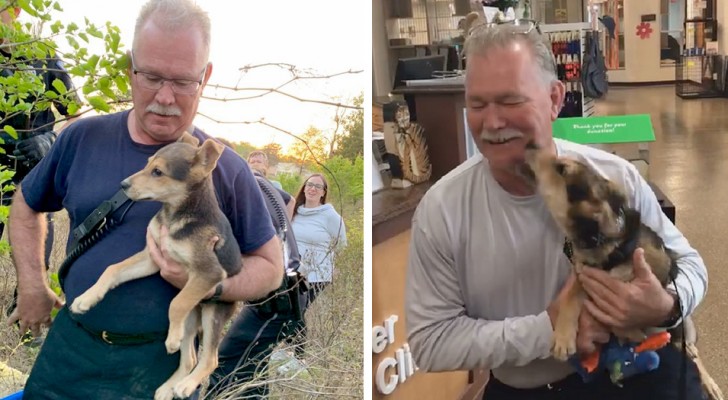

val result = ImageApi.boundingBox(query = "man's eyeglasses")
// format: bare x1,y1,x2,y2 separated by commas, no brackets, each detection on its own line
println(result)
130,52,206,95
305,182,324,190
470,18,542,36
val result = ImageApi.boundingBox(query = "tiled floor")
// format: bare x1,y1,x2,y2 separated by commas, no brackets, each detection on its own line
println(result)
595,85,728,394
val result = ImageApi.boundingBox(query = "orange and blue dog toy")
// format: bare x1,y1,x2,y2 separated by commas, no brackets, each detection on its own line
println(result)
569,331,671,385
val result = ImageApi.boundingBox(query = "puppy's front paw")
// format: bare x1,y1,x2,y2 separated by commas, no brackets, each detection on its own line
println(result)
552,331,577,361
154,385,175,400
70,293,100,314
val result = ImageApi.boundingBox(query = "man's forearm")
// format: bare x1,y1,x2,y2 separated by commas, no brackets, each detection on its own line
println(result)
409,311,555,372
9,189,49,291
217,236,285,302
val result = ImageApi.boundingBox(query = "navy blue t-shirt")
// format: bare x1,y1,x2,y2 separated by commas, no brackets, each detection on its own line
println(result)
21,109,276,334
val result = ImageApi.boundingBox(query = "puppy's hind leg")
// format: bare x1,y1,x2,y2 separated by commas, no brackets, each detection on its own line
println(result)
552,279,586,361
155,307,201,400
71,250,158,314
173,302,236,399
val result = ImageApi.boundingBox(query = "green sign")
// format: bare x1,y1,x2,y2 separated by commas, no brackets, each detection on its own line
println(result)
552,114,655,144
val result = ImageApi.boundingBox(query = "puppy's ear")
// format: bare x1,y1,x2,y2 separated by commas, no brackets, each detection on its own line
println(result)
194,139,224,175
179,132,200,147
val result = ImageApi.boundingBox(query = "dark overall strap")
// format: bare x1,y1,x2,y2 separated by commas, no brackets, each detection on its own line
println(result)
69,189,130,249
59,189,131,289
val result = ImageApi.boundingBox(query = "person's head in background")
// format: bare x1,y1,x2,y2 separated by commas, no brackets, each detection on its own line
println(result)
0,4,19,23
247,150,269,177
293,174,328,217
128,0,212,145
1,6,20,43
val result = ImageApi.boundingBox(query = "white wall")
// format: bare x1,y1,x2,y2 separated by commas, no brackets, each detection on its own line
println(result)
607,0,676,83
719,0,728,55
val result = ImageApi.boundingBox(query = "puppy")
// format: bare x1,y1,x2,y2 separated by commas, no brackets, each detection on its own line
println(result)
523,142,726,398
70,133,241,400
522,141,678,361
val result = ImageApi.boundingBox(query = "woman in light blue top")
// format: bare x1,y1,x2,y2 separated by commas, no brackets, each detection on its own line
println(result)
289,174,347,358
292,173,347,303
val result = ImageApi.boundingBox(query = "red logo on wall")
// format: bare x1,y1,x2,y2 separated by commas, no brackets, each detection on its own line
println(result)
636,22,653,39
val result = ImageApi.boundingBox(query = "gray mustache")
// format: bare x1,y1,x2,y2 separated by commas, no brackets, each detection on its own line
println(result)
146,103,182,116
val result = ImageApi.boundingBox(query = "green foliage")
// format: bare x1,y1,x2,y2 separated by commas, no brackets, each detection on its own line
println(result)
274,172,303,197
313,155,363,210
232,141,257,159
289,126,328,173
262,142,282,166
1,0,130,135
331,93,363,162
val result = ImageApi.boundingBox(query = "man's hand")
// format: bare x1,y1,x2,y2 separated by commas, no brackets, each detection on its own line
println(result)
576,309,611,356
7,285,63,338
578,247,674,329
147,226,188,289
13,131,56,168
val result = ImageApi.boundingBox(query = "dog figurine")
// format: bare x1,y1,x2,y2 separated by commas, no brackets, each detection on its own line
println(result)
522,141,678,359
70,132,241,400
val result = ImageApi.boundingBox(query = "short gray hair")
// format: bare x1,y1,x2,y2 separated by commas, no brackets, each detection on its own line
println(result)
464,24,557,85
133,0,211,60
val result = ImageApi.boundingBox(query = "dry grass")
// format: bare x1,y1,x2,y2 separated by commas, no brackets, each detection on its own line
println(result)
0,206,363,399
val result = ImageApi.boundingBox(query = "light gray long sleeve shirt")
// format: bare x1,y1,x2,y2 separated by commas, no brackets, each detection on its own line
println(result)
405,138,708,388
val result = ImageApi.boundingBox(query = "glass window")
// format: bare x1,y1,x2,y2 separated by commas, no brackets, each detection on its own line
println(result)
660,0,684,66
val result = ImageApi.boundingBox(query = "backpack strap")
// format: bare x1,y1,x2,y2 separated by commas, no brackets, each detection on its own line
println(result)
253,173,301,272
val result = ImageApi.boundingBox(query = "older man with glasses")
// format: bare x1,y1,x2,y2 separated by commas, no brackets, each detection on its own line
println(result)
405,21,709,400
9,0,283,398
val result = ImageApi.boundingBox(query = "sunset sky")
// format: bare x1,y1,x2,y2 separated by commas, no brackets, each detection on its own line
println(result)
29,1,367,153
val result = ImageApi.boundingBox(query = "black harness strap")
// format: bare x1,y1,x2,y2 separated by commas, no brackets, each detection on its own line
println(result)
69,189,130,249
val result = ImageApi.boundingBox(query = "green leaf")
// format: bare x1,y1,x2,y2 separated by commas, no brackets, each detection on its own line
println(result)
44,90,58,99
51,78,67,94
82,84,94,95
87,96,110,113
32,0,44,12
109,31,120,53
53,1,62,11
99,76,110,89
87,26,103,39
67,101,79,116
86,54,100,71
50,20,62,34
3,126,18,140
100,86,116,99
78,32,89,43
114,75,128,94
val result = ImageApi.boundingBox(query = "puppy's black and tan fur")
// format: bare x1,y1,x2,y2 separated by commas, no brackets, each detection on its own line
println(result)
523,142,724,399
70,133,239,400
523,142,677,359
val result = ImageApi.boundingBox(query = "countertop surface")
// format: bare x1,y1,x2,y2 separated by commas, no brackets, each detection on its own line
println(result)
372,181,434,245
372,181,433,227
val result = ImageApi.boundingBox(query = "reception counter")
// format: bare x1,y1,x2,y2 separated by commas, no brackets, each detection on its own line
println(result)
391,84,468,181
372,181,487,400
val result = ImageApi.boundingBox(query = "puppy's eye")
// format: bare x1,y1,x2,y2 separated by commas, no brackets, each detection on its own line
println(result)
554,162,566,176
567,183,589,202
151,168,163,177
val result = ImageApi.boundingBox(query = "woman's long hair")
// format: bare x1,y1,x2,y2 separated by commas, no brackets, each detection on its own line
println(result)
293,173,328,218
